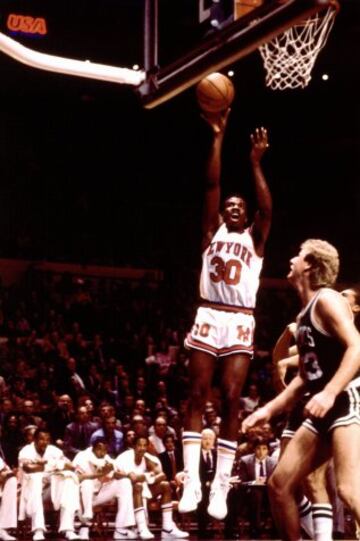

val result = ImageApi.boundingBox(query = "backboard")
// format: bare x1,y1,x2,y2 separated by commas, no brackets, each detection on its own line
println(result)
138,0,340,108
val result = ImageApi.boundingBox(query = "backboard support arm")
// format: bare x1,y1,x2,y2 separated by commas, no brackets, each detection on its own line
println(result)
0,31,145,86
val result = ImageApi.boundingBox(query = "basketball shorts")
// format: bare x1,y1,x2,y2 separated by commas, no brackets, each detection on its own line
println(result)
302,377,360,435
282,394,310,439
184,305,255,358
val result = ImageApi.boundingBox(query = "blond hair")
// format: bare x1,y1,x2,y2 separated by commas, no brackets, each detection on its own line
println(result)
301,239,339,288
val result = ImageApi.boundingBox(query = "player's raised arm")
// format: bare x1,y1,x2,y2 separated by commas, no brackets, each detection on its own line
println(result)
249,127,272,256
201,109,230,250
272,322,299,391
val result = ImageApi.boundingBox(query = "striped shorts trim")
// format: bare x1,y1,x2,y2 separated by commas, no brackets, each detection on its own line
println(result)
302,383,360,435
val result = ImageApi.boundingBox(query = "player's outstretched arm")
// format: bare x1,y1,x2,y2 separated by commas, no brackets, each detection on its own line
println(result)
201,108,230,250
249,127,272,256
241,374,305,434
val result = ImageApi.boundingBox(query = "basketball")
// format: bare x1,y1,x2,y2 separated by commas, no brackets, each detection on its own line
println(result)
196,72,235,113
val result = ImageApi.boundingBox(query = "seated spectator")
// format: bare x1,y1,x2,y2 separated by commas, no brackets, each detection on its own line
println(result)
0,455,17,541
202,403,221,430
18,428,80,541
1,414,24,468
226,438,277,539
148,417,171,455
123,430,136,450
96,377,119,409
133,400,152,427
130,415,149,439
48,395,74,448
64,406,98,460
197,429,217,539
89,416,123,458
240,384,261,415
145,340,173,380
158,434,184,495
56,357,87,402
36,378,55,416
23,425,38,445
18,400,43,431
115,436,188,540
97,402,122,430
0,399,14,428
73,439,136,541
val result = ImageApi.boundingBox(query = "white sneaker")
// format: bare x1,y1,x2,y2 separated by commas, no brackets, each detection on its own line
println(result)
0,530,16,541
178,475,202,513
207,474,231,520
138,528,155,540
113,528,138,540
33,530,45,541
161,524,189,539
79,527,89,540
64,532,80,541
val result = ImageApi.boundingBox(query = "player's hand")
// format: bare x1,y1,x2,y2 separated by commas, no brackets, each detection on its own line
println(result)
304,390,336,418
201,108,230,135
241,406,271,433
99,463,114,476
287,322,297,335
250,127,269,163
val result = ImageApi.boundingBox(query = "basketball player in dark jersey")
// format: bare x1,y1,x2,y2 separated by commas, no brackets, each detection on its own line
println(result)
242,239,360,541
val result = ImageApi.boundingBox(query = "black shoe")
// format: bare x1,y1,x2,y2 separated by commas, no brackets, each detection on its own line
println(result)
333,532,344,540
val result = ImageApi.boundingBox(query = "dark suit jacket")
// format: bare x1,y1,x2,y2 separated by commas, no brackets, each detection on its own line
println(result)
158,449,184,481
199,448,217,487
238,453,277,483
63,421,99,459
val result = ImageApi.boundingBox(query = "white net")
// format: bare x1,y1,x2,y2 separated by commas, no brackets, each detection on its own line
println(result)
259,7,337,90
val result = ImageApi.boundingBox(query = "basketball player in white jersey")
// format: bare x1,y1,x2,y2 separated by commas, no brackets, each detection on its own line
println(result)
178,109,272,520
242,239,360,541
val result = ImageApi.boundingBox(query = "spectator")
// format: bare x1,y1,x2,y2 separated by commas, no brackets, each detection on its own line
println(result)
90,416,124,458
63,406,98,459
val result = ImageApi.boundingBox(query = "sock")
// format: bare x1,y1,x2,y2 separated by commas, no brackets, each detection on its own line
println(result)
161,503,173,530
214,438,237,479
182,431,201,483
134,507,148,532
312,503,333,541
298,495,314,538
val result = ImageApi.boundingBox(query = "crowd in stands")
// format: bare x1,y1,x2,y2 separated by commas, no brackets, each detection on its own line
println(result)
0,267,304,539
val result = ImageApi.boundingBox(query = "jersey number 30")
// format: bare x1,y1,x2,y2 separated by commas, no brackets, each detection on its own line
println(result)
210,256,242,286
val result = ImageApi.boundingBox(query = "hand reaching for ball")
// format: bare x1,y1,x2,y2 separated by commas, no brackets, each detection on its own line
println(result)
201,108,231,134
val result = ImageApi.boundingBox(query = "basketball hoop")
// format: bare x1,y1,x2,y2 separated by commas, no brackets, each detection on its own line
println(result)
259,1,339,90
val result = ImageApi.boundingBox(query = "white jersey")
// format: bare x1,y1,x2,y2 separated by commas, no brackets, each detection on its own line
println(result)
73,447,114,491
18,442,66,475
200,224,263,309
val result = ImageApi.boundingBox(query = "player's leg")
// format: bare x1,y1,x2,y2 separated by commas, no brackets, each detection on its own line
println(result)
150,482,189,539
332,424,360,523
133,483,154,540
178,349,216,513
268,426,327,541
92,480,137,540
304,459,333,541
207,352,250,520
281,435,315,539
